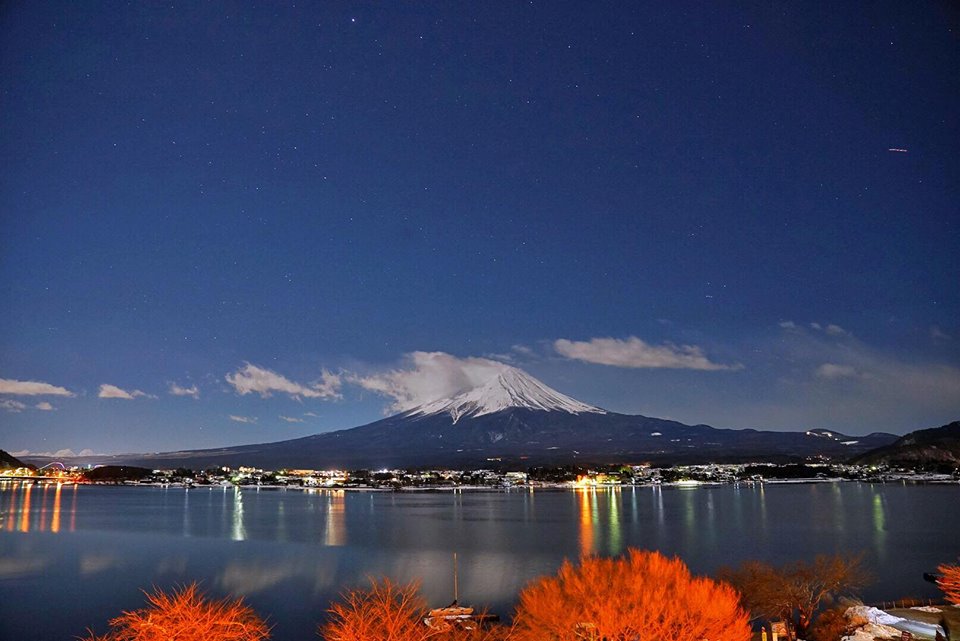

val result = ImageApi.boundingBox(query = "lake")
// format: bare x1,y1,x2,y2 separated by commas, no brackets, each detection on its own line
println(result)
0,480,956,640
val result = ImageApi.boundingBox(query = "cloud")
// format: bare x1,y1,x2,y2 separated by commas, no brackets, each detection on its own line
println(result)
279,415,304,423
1,399,27,412
793,322,851,337
98,384,153,399
225,363,342,400
553,336,740,371
767,327,960,426
229,415,257,424
0,378,74,396
815,363,858,380
303,412,319,417
353,351,511,413
169,382,200,399
3,399,58,411
9,448,96,457
931,326,951,341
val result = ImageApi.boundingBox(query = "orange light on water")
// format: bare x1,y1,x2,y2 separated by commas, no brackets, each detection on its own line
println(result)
19,484,32,532
578,487,594,557
325,490,346,546
5,485,17,531
51,483,62,533
39,484,49,531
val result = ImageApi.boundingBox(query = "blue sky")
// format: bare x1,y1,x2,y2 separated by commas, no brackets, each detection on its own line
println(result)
1,1,958,455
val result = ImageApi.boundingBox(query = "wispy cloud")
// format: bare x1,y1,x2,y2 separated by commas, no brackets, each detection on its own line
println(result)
824,324,850,337
1,399,56,412
554,336,740,371
303,412,319,418
770,322,960,426
0,378,74,397
781,321,851,338
169,382,200,399
815,363,858,380
98,384,153,400
279,415,304,423
228,415,257,424
225,363,342,400
353,351,510,413
931,326,951,341
1,399,27,412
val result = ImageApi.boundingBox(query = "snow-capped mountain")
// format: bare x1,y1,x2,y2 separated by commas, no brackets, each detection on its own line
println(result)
59,367,900,470
410,366,605,422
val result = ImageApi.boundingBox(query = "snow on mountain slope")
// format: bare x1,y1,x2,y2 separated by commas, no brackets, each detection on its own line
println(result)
410,366,605,422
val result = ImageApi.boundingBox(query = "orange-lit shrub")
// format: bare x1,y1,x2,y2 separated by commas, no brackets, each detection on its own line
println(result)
938,562,960,605
80,583,270,641
319,577,511,641
512,548,751,641
321,578,428,641
809,607,867,641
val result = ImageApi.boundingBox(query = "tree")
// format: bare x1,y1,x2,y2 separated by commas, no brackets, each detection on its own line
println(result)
319,577,510,641
511,548,751,641
720,554,869,640
937,562,960,605
80,583,270,641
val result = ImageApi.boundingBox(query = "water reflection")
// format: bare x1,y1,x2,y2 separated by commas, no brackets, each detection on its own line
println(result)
577,488,594,556
19,483,31,532
4,482,17,530
70,483,78,532
1,482,957,641
0,481,73,534
183,486,191,537
324,490,346,546
51,483,62,533
232,487,246,541
872,490,887,558
608,488,622,555
218,559,304,595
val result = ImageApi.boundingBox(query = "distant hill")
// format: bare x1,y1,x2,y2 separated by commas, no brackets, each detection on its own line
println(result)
0,450,31,470
23,366,900,470
852,421,960,468
81,465,153,482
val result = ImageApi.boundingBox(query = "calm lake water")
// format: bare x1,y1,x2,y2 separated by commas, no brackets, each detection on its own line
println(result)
0,480,956,640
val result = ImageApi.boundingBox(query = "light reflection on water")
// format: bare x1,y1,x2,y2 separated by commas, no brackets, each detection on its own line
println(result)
0,480,956,641
0,480,77,534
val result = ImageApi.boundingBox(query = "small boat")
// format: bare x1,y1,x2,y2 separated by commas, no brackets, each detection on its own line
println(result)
423,553,500,630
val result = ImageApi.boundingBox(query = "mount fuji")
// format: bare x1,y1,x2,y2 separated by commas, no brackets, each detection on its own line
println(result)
71,365,898,470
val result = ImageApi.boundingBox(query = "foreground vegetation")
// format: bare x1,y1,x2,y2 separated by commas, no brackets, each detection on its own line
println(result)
79,553,960,641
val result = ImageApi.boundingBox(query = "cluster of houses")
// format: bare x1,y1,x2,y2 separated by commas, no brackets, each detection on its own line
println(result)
64,460,958,489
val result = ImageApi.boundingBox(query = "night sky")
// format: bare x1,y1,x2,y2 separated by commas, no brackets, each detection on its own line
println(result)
1,2,958,456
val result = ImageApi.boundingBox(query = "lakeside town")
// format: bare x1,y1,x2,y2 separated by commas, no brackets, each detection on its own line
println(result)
4,459,957,489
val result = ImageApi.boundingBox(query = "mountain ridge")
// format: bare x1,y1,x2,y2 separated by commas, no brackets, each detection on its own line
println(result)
16,367,903,469
851,420,960,467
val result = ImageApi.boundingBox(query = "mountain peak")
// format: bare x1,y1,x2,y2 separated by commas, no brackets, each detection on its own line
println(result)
410,366,605,422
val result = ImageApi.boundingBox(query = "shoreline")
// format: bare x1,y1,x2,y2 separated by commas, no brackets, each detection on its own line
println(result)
8,475,954,491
